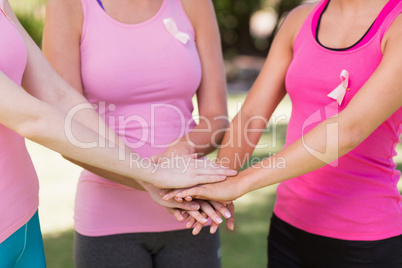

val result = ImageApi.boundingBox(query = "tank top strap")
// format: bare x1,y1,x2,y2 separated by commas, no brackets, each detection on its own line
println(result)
310,0,328,36
376,0,402,39
79,0,91,44
292,0,327,51
161,0,195,37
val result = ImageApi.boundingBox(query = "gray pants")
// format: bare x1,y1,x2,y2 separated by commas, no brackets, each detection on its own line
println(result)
74,228,221,268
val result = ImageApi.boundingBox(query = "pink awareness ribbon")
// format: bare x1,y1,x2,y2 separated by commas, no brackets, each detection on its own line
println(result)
327,70,350,105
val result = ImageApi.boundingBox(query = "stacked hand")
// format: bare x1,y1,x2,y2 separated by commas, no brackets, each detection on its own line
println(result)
147,143,237,234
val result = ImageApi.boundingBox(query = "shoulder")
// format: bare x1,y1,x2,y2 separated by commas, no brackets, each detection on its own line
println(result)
179,0,216,28
382,13,402,53
46,0,83,13
45,0,83,37
46,0,83,25
279,2,318,44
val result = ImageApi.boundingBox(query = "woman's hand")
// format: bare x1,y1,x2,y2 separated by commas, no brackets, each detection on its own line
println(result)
141,181,235,233
168,200,235,235
162,175,244,202
141,182,201,212
150,156,237,189
186,201,235,235
150,140,196,163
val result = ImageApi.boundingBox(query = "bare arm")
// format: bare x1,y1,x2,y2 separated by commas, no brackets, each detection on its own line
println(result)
180,0,228,155
2,0,235,189
175,12,402,201
215,5,311,170
42,0,145,190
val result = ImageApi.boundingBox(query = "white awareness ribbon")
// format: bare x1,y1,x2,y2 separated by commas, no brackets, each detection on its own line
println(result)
163,18,190,45
327,70,350,105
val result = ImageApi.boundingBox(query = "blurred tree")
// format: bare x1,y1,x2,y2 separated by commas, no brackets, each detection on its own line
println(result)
214,0,303,57
15,0,304,55
17,14,44,47
214,0,262,57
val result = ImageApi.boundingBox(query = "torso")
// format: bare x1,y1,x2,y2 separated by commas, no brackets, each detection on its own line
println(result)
75,0,203,235
0,1,39,243
274,0,402,241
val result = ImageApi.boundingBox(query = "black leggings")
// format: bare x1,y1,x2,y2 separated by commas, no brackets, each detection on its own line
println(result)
268,214,402,268
74,228,221,268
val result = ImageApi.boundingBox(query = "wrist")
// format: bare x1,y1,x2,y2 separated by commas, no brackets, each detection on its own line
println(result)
137,158,159,186
235,172,249,198
173,140,196,155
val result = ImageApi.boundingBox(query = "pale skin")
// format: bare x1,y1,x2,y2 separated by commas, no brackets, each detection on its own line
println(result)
0,0,237,208
43,0,234,234
164,0,402,208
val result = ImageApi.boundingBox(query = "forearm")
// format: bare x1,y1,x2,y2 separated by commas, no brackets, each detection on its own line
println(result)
238,115,359,195
2,79,157,184
175,117,229,156
65,158,146,190
8,1,120,147
217,109,275,170
10,1,147,186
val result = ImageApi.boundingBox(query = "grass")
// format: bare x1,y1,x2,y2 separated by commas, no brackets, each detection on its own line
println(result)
10,0,46,47
43,231,75,268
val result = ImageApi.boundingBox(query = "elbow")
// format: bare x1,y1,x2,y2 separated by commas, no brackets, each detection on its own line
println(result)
17,118,46,142
338,121,368,155
218,116,230,132
15,111,53,143
213,117,230,145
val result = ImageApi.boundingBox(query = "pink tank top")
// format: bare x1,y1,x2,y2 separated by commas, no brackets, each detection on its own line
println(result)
0,0,39,243
75,0,202,235
274,0,402,240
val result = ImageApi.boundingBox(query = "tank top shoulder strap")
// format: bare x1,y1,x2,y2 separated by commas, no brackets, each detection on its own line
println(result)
162,0,195,37
79,0,93,44
293,0,327,50
377,0,402,39
0,0,5,11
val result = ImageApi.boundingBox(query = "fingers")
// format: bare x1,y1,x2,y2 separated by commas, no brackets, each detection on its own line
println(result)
185,216,197,229
162,189,186,201
194,175,227,185
175,186,205,200
169,208,186,222
186,210,209,225
225,202,235,231
198,200,223,225
190,211,221,235
210,201,232,219
192,221,204,235
174,196,185,202
210,221,220,234
192,210,207,236
182,201,228,235
184,215,204,236
173,200,200,211
184,196,193,202
181,211,190,221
